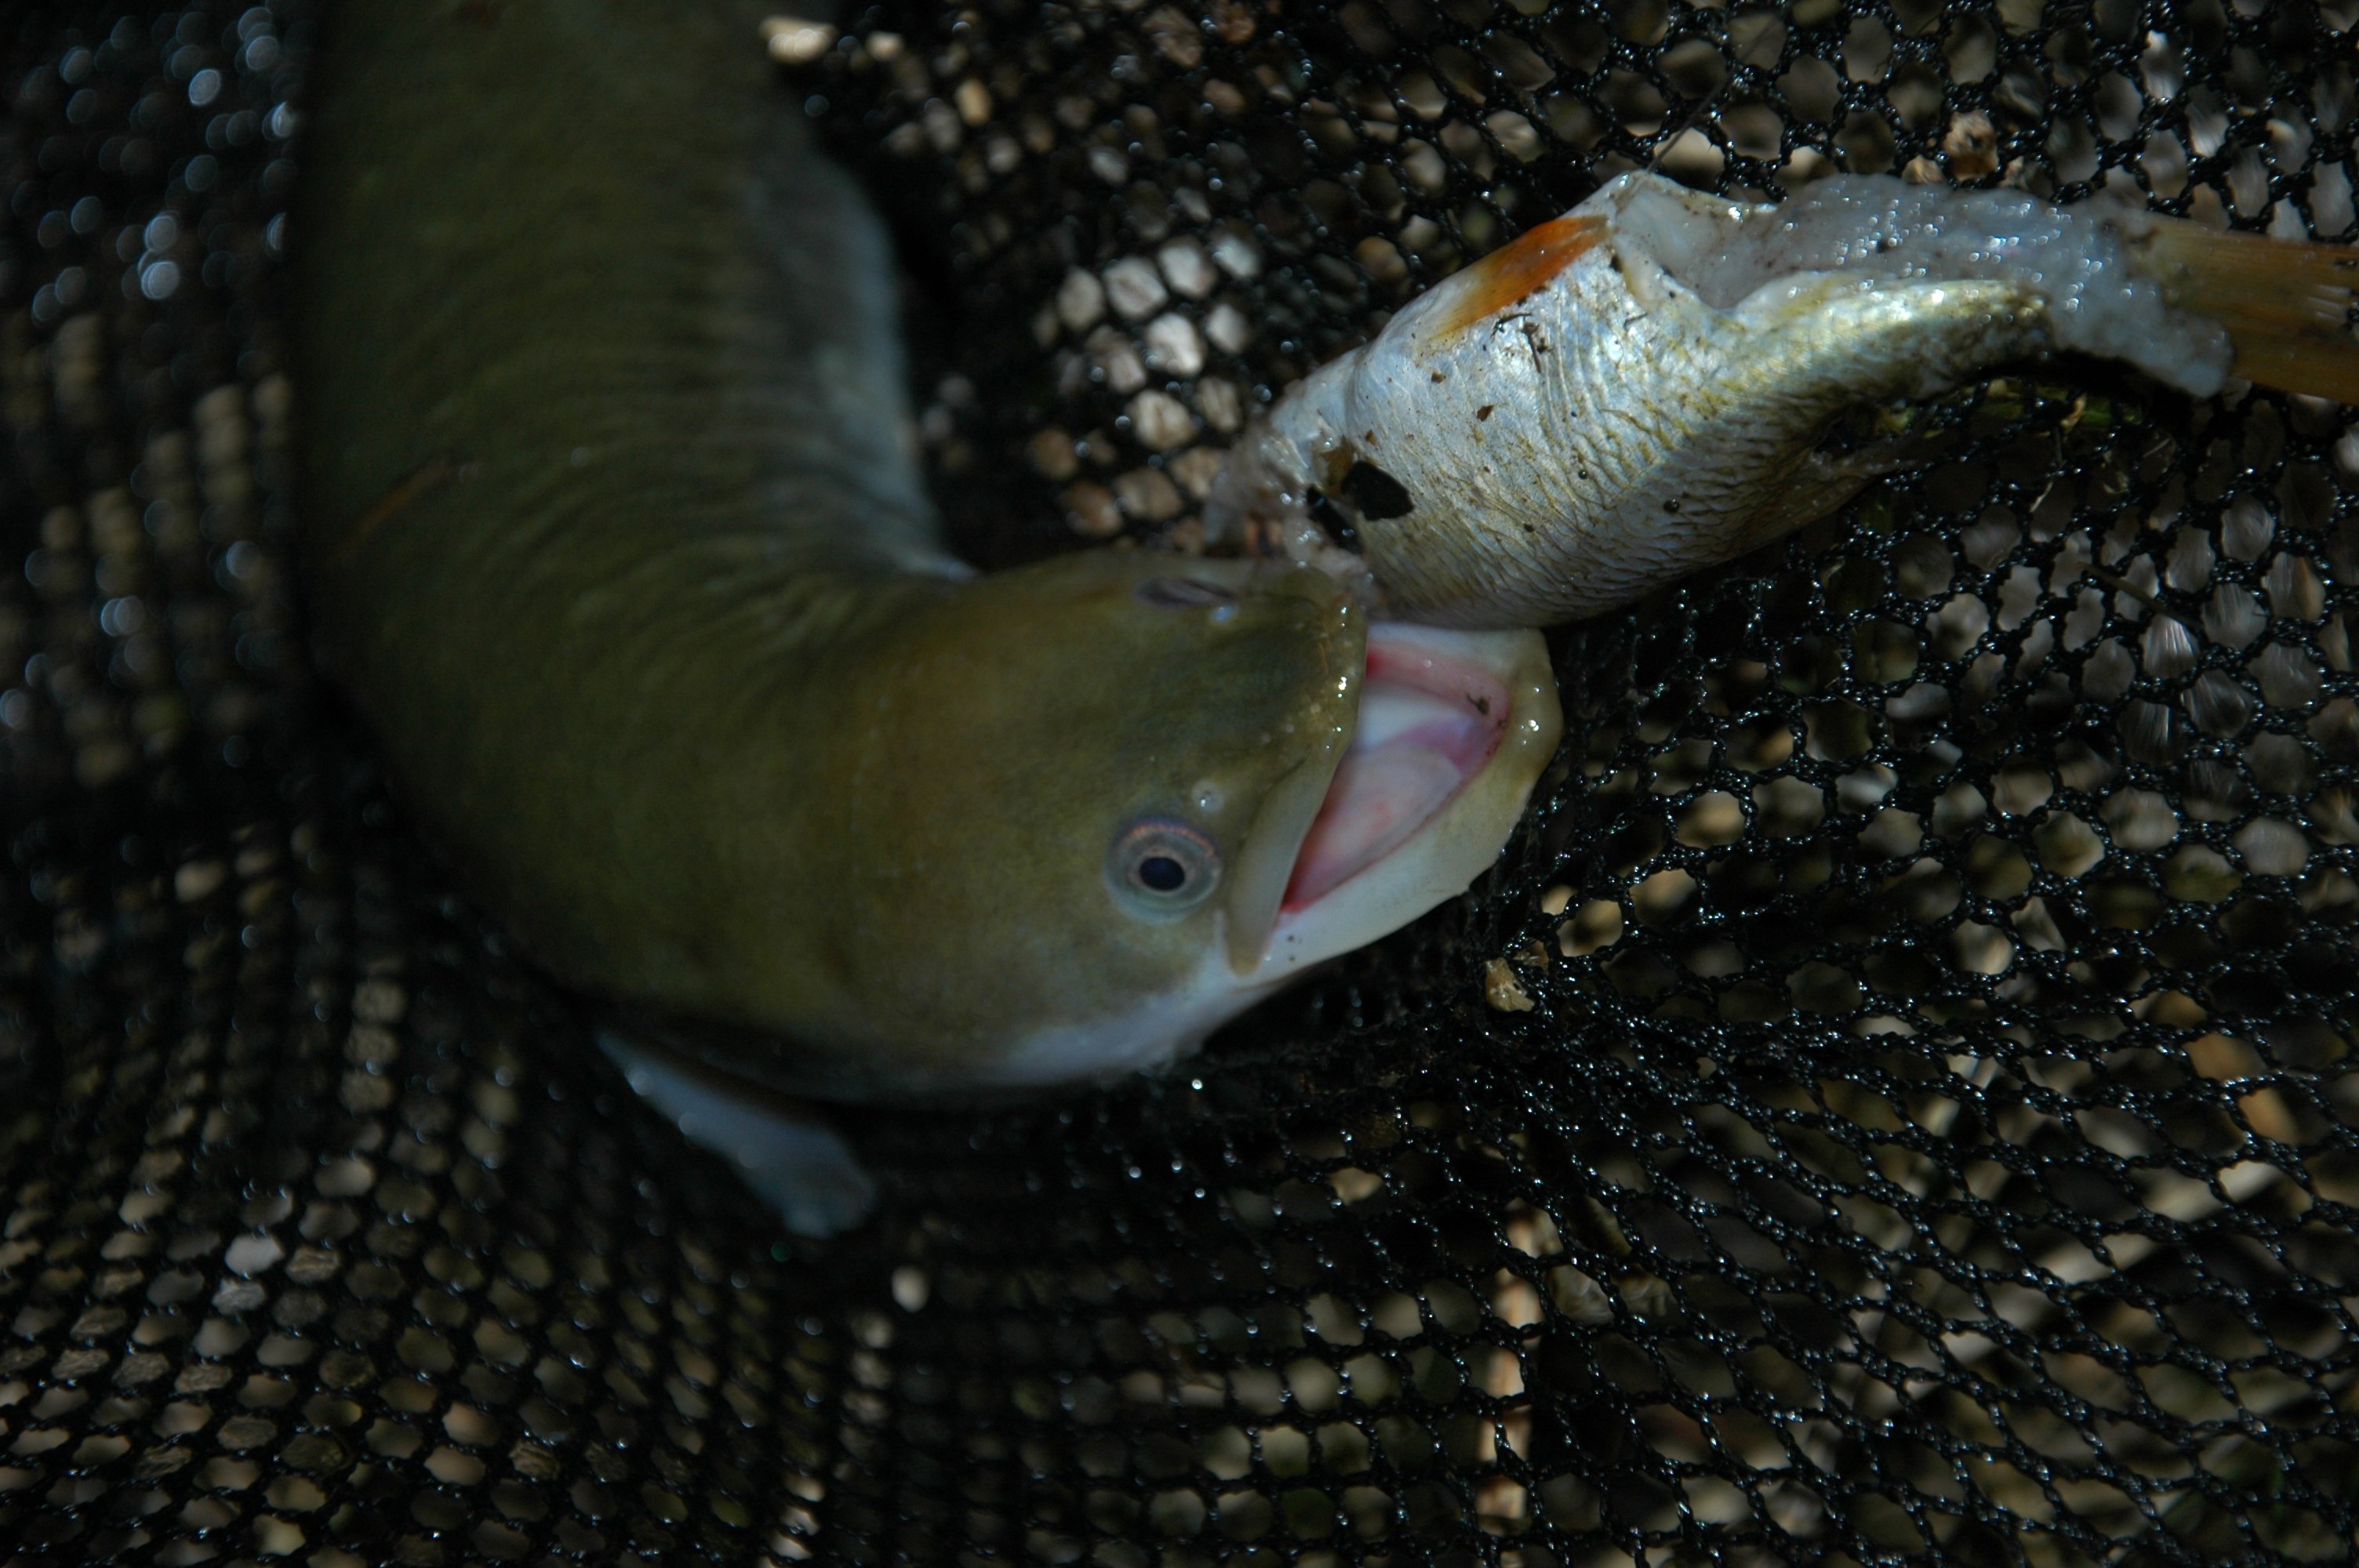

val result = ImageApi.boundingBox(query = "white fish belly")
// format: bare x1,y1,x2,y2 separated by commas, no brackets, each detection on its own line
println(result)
1215,170,2239,630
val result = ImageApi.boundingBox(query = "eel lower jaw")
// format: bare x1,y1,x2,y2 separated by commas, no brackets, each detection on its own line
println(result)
1240,622,1562,983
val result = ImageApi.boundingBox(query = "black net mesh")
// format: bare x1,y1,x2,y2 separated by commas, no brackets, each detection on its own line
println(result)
5,1,2357,1563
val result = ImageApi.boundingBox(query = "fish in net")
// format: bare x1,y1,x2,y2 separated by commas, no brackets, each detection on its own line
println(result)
2,1,2355,1563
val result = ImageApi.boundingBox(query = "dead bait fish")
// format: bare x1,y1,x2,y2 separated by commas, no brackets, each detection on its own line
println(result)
294,0,1559,1142
1215,170,2359,629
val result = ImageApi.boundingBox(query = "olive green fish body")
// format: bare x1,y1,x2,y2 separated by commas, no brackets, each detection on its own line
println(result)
300,0,1559,1096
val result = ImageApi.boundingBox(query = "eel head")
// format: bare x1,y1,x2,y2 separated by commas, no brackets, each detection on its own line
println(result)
768,550,1561,1095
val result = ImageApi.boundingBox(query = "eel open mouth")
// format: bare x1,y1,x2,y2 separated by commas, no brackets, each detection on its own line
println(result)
937,615,1559,1093
1244,622,1561,980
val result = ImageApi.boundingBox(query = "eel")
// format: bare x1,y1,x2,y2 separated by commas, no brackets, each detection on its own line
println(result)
293,0,1561,1110
298,2,2357,1228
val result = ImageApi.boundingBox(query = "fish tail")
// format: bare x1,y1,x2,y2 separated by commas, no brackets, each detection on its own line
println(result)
2124,216,2359,403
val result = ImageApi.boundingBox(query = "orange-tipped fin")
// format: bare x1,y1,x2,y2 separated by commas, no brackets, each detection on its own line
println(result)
2126,217,2359,404
1431,214,1608,339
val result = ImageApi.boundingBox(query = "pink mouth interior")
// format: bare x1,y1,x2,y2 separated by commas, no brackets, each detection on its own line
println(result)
1281,633,1513,913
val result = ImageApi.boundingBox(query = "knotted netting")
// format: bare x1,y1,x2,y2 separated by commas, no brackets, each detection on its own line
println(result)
3,1,2356,1563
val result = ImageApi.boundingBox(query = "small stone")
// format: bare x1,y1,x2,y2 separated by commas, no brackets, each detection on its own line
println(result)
1205,303,1252,355
1354,236,1408,286
1114,467,1183,521
510,1441,561,1483
921,100,961,154
1141,313,1205,377
1103,256,1169,321
1088,327,1148,394
1482,958,1536,1013
760,16,837,64
1211,230,1262,280
175,859,225,902
1194,376,1243,433
1029,428,1080,481
1942,111,1998,179
1167,446,1227,500
1056,269,1106,332
1127,390,1198,451
1156,238,1216,298
1208,0,1256,42
1063,482,1122,537
1089,145,1130,185
1143,6,1204,67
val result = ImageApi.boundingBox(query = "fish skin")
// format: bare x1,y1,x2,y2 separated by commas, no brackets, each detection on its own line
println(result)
295,0,1558,1098
1216,170,2354,630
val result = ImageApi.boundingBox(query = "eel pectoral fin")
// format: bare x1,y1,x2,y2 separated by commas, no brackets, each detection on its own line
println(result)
595,1030,878,1237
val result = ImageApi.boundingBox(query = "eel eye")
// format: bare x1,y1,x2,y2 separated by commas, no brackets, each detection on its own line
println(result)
1107,817,1221,918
